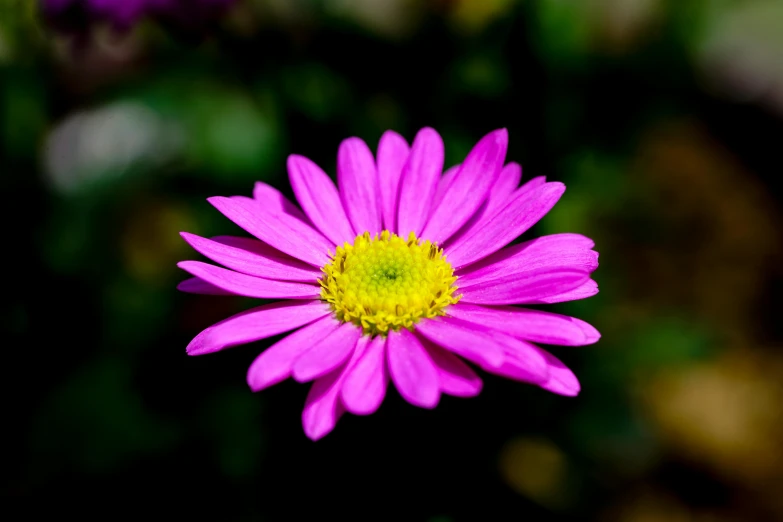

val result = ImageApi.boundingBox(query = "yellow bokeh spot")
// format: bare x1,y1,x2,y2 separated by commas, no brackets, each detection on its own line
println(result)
320,231,460,336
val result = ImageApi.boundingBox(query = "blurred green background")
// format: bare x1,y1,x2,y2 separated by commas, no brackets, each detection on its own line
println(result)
4,0,783,520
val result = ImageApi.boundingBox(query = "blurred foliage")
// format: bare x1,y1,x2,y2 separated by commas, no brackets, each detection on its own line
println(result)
4,0,783,521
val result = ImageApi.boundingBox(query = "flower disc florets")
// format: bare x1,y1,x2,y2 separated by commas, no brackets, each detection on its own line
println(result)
320,231,460,336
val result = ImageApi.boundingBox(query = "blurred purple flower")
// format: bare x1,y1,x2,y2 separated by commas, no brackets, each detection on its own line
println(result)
41,0,236,29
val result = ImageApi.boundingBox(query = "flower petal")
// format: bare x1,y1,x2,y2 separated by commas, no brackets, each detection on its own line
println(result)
377,131,410,234
387,328,440,408
208,196,333,266
457,233,597,285
481,161,523,219
301,375,347,440
447,303,600,346
442,162,523,248
246,315,340,391
493,162,523,202
459,233,594,280
177,261,320,299
459,267,589,305
421,128,508,244
415,316,505,368
301,339,367,441
287,154,355,246
252,181,309,223
532,232,595,249
421,337,483,398
457,243,598,290
445,182,566,269
302,374,346,441
338,137,381,235
341,335,388,415
517,175,547,196
177,277,233,295
484,333,549,384
291,322,363,382
187,300,330,356
532,279,599,304
536,348,580,396
397,127,445,236
180,233,321,282
430,164,460,216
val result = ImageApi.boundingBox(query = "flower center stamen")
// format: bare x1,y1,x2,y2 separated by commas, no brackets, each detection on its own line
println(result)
319,231,460,336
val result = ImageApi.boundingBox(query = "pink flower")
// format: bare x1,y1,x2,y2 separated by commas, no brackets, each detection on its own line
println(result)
178,128,600,440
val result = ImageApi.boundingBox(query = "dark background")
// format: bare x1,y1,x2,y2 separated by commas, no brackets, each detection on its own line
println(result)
3,1,783,520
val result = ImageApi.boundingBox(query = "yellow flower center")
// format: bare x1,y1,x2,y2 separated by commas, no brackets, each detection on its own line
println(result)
320,231,460,336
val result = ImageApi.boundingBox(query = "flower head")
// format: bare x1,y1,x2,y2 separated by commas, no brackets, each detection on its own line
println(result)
178,128,600,440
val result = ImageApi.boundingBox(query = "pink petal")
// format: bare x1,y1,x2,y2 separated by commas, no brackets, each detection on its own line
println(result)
447,303,600,346
533,279,599,304
208,196,333,267
377,131,410,234
246,315,340,391
489,356,547,385
186,299,331,356
536,348,580,396
177,261,320,299
532,232,595,249
458,233,596,284
341,335,388,415
291,322,363,382
458,233,596,280
456,240,598,289
302,375,345,441
445,182,566,269
517,175,546,196
180,233,321,282
487,336,550,385
459,267,589,305
338,137,381,235
287,154,355,246
430,164,460,217
442,162,523,248
493,162,523,200
480,161,523,219
177,277,233,295
421,128,508,244
415,316,505,368
386,329,440,408
301,340,365,440
396,127,445,236
252,181,309,223
422,337,483,398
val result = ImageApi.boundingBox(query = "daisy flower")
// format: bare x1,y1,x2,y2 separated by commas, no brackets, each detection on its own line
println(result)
178,128,600,440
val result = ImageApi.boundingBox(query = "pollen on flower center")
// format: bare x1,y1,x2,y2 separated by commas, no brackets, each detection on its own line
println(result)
319,231,460,336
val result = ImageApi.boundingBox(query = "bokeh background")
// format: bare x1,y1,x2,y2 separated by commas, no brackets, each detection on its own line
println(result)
4,0,783,520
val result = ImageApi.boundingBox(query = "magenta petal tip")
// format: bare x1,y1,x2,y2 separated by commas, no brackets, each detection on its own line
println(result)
573,318,601,344
543,374,581,397
485,128,508,148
